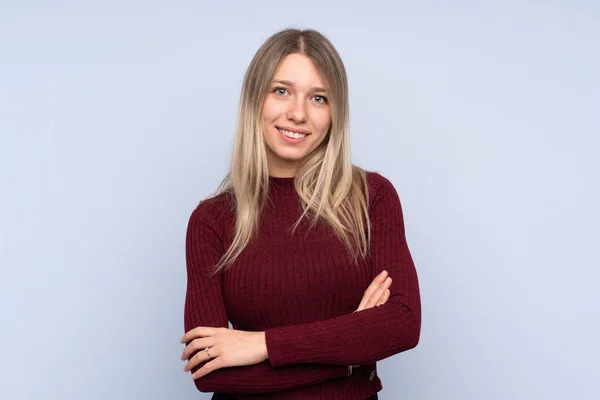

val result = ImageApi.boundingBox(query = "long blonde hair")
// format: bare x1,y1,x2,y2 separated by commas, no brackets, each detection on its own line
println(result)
210,28,370,275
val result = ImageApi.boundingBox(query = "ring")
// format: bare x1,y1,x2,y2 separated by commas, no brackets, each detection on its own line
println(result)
204,347,212,358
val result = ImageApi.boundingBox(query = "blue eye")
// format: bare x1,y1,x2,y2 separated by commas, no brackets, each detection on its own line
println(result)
313,95,327,104
274,87,288,96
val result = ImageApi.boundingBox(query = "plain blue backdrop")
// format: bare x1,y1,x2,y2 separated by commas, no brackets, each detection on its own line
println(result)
1,1,599,399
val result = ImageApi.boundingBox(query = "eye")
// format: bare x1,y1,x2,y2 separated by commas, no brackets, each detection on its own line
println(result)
273,87,288,96
312,95,328,104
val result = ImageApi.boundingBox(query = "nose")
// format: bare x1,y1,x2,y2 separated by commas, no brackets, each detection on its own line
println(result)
286,99,308,123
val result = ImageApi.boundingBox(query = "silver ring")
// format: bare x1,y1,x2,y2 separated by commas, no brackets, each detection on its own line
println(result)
204,347,212,358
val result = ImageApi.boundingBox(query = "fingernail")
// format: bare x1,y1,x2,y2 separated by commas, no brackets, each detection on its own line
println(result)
381,270,387,275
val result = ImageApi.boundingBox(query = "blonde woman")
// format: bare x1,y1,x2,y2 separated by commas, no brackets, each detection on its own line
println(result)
180,28,421,400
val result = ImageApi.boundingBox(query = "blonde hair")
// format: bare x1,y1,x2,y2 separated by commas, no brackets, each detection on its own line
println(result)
209,28,370,275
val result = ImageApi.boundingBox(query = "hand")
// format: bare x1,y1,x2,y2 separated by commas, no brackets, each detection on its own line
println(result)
180,327,268,379
354,270,392,313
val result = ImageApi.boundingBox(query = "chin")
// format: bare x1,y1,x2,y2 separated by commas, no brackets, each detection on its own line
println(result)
274,151,308,162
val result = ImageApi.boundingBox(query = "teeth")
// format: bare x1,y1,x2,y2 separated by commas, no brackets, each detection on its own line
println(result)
278,128,307,139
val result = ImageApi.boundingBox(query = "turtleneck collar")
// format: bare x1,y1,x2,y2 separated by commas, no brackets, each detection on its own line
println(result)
268,176,297,194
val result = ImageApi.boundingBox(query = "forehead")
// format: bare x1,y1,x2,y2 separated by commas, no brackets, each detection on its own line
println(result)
272,53,325,88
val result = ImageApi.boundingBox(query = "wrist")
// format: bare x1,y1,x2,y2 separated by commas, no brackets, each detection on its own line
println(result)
260,331,269,360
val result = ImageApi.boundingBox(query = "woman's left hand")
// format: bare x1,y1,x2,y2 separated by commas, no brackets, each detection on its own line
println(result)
180,327,269,379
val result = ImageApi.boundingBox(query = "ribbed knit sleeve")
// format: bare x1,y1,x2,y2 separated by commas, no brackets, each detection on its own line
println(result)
264,174,421,367
183,197,349,394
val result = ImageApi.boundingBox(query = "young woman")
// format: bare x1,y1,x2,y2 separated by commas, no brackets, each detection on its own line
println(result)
180,28,421,399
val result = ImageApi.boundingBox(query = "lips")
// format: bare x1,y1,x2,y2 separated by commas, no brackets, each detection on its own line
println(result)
276,126,310,135
276,126,309,142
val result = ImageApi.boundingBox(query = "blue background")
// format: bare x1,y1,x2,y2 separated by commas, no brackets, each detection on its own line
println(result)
1,1,599,399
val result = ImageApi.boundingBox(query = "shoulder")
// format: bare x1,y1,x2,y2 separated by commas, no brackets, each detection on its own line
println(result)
187,190,236,231
363,171,407,229
365,171,400,205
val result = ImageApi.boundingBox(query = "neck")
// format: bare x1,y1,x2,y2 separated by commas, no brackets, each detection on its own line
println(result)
266,154,299,178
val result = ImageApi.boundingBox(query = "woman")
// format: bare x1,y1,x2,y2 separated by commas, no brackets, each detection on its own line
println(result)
180,28,421,399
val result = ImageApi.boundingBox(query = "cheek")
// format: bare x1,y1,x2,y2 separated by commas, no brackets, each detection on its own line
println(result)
313,111,332,135
262,98,283,124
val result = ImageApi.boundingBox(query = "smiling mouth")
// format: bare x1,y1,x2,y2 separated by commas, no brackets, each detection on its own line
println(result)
276,126,310,139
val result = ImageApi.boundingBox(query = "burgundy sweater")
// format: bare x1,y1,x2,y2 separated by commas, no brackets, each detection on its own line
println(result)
184,172,421,399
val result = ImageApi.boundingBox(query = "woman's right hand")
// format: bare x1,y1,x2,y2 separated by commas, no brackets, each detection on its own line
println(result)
354,270,392,312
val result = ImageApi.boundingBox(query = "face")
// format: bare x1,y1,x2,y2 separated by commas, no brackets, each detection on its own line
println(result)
261,53,332,177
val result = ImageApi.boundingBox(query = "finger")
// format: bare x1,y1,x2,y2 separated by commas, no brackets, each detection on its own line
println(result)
356,270,388,311
356,279,386,312
356,274,390,312
180,326,220,344
184,345,219,372
376,289,391,306
191,357,224,379
181,337,214,361
365,277,392,308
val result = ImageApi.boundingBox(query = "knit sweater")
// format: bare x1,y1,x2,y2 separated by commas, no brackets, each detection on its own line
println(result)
183,172,421,399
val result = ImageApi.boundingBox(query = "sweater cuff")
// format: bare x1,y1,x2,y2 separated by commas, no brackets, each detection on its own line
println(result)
265,327,291,368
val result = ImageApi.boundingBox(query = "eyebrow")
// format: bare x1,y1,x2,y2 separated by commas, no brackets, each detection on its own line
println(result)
272,79,327,93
